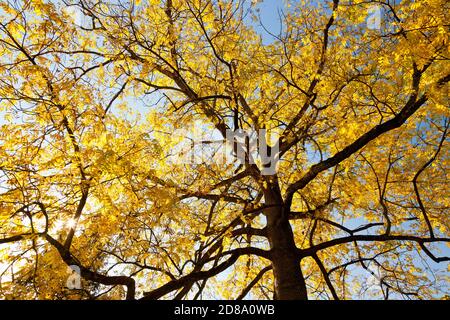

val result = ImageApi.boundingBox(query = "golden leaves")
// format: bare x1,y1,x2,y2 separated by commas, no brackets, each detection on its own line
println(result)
0,0,448,300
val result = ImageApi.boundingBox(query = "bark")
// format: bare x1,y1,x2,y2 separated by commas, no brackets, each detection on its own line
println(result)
264,181,308,300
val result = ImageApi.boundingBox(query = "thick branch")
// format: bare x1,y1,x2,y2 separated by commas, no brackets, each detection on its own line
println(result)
45,235,136,300
301,234,450,263
285,72,449,206
236,266,272,300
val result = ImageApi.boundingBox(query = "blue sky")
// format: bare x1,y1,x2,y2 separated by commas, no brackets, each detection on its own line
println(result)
249,0,287,43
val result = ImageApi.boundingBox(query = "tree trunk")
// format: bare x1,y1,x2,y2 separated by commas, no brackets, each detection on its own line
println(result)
264,184,308,300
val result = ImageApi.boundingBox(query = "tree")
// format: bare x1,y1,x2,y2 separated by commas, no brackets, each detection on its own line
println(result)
0,0,448,300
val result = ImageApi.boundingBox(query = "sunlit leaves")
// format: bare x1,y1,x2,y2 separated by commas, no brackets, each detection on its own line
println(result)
0,0,448,300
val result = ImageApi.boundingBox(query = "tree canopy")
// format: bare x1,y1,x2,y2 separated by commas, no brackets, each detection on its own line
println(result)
0,0,449,300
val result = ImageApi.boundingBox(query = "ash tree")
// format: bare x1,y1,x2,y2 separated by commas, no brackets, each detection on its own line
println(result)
0,0,449,300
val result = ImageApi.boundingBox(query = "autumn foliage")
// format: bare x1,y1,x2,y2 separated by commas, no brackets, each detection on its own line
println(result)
0,0,449,300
